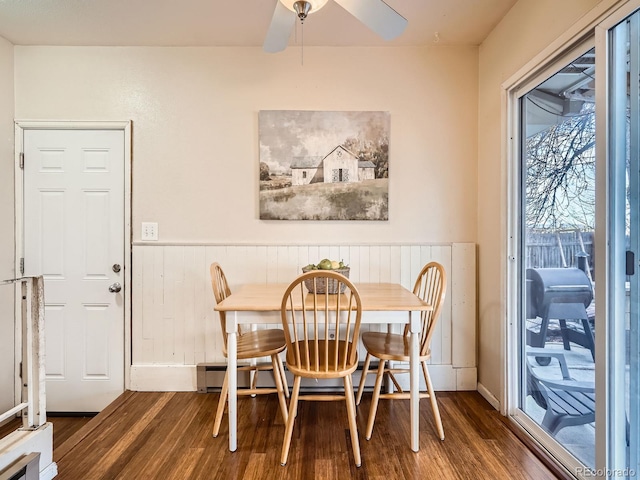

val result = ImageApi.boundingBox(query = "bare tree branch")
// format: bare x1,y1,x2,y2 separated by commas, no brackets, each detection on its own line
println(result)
525,102,595,231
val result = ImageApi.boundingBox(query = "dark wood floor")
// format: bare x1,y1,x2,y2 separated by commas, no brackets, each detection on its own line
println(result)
0,415,92,451
41,390,559,480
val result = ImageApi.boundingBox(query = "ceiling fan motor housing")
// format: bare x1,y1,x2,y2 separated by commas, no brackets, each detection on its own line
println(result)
293,1,312,21
265,0,407,53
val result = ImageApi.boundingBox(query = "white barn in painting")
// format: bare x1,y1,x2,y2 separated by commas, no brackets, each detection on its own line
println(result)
290,145,375,186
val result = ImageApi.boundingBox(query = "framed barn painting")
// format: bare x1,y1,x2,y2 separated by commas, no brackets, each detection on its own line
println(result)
258,110,389,220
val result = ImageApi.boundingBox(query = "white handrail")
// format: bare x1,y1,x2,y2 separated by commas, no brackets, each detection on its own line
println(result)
0,276,46,433
0,403,28,424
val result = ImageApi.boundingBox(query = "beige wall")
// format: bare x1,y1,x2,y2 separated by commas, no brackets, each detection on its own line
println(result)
6,0,614,405
3,0,625,407
14,46,478,244
477,0,603,402
0,35,14,412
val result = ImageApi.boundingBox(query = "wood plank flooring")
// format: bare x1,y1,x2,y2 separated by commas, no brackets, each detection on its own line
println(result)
1,415,93,451
49,416,94,451
48,390,557,480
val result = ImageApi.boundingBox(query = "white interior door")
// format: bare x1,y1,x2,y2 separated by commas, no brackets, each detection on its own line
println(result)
23,129,125,412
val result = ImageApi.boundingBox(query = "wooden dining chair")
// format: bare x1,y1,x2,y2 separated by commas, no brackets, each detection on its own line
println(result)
279,270,363,467
355,261,447,441
210,262,289,438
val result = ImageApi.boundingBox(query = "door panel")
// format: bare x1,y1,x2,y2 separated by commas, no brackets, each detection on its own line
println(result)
608,10,640,473
518,46,597,470
23,129,125,412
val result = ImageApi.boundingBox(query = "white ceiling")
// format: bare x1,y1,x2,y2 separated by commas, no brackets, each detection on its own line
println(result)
0,0,517,48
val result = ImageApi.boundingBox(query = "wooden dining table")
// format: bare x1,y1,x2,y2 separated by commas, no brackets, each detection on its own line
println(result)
214,282,432,453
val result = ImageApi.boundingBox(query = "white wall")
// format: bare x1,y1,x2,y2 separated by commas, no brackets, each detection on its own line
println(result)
130,243,476,391
14,46,478,244
476,0,603,403
0,35,15,414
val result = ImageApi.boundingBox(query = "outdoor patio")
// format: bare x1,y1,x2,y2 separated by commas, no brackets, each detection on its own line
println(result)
526,332,596,468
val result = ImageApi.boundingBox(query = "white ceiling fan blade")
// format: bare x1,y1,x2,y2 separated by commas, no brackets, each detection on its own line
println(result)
263,1,297,53
334,0,407,41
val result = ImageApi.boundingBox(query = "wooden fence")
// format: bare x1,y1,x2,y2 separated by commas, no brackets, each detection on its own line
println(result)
526,230,594,276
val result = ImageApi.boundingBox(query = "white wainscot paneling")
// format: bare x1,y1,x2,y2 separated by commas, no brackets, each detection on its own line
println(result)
130,243,476,392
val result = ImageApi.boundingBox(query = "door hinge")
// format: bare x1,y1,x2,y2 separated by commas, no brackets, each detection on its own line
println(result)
20,258,24,275
19,152,24,169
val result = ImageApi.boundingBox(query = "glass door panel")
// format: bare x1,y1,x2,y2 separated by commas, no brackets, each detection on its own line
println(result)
608,10,640,476
519,47,597,468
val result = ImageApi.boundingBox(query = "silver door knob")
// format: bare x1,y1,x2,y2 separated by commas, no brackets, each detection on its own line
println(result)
109,282,122,293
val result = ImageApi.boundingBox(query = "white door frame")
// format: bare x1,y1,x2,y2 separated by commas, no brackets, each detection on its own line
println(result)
13,120,133,403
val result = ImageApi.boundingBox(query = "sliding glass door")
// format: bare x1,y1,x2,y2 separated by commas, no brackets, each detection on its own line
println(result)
509,5,640,477
605,9,640,476
517,45,597,470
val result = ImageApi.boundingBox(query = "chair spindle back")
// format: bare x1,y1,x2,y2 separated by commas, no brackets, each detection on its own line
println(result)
405,262,447,357
281,271,362,374
210,262,233,354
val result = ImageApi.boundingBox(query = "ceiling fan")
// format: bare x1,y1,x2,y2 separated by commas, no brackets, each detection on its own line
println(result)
263,0,408,53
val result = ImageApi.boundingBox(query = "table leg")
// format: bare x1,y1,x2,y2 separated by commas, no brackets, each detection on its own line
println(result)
386,324,393,393
249,324,257,395
409,310,420,452
226,314,238,452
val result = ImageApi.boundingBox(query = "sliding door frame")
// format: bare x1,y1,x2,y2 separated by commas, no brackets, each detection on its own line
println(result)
503,0,636,476
505,38,595,477
594,2,640,471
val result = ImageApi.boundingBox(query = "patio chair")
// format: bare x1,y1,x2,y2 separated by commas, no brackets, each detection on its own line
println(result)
209,263,289,438
526,352,595,436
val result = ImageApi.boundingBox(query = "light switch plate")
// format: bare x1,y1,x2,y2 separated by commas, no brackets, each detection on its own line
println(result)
141,222,158,241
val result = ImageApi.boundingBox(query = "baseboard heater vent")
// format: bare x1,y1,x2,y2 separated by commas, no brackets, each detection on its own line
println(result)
197,362,384,394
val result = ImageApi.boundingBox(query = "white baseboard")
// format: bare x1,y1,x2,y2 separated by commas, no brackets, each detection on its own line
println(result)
376,364,472,391
477,382,500,410
456,367,477,390
130,365,197,391
132,363,476,392
41,461,58,480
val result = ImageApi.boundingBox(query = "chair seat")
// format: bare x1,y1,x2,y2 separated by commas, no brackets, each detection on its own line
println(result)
361,331,430,362
236,329,286,359
210,262,289,441
286,340,358,378
527,359,596,435
356,262,446,443
546,389,595,417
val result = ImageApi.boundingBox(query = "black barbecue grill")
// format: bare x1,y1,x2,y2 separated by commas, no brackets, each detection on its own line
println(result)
525,267,595,361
